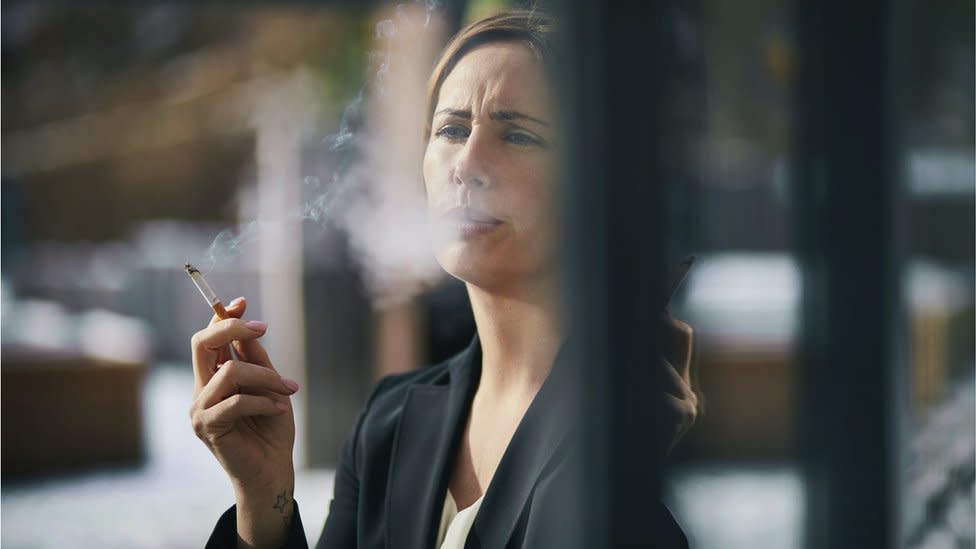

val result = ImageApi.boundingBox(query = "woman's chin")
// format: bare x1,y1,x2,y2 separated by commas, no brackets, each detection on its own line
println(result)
435,249,486,284
436,250,550,293
435,247,508,287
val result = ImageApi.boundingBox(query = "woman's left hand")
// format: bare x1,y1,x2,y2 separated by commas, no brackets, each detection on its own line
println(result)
660,313,698,454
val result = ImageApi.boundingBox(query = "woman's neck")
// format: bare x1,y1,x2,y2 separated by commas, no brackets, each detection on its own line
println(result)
465,278,562,402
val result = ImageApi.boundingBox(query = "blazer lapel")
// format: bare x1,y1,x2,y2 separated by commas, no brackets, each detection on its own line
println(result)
387,336,482,549
468,343,576,549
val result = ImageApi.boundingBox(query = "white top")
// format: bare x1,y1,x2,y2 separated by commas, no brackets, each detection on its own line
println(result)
436,490,485,549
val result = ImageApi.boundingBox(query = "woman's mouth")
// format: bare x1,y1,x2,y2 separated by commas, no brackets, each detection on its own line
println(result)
443,207,503,239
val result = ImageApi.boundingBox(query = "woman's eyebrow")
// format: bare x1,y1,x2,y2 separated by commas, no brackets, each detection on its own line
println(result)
434,108,549,127
491,110,550,127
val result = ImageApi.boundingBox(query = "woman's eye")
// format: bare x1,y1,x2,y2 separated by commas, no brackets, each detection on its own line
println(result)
435,125,469,140
505,132,543,147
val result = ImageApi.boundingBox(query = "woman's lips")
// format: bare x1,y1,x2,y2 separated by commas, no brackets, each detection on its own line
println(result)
443,207,503,239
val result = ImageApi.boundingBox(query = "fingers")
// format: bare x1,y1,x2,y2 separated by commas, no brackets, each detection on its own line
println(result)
663,393,697,445
191,314,271,392
660,358,695,401
204,297,245,371
663,393,697,420
211,296,246,325
213,297,273,370
215,297,273,369
660,352,699,454
660,357,698,431
661,313,693,379
230,335,273,371
197,360,299,409
191,393,289,446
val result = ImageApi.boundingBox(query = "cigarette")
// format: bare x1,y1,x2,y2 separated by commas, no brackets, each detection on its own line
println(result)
184,263,229,319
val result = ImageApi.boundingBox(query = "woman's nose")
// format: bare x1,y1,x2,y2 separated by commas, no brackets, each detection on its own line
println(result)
452,132,491,188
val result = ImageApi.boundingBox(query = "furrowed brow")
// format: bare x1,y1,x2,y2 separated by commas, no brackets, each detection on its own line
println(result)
434,109,471,119
434,108,549,127
490,110,549,127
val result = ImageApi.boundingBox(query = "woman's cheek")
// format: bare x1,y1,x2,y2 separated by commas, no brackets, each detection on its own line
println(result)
422,142,447,185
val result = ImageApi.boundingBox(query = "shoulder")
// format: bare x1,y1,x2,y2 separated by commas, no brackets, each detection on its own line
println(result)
344,336,479,470
352,355,457,446
367,357,455,410
342,355,460,475
364,332,481,408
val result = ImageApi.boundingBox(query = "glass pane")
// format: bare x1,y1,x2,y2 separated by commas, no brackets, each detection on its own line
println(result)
660,2,805,548
899,2,975,547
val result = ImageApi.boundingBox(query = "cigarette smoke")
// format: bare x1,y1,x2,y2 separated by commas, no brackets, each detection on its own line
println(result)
202,1,446,307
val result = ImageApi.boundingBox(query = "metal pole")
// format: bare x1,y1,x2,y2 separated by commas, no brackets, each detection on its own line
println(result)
560,0,674,545
793,0,908,547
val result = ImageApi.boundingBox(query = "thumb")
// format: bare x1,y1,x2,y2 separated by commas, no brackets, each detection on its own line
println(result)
225,297,275,370
210,296,246,325
225,296,246,318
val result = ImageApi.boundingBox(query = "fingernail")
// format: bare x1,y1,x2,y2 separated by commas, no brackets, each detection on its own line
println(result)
245,320,267,331
229,297,245,306
275,401,289,411
281,377,300,393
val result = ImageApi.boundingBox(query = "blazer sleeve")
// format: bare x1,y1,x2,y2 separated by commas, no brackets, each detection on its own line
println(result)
205,500,310,549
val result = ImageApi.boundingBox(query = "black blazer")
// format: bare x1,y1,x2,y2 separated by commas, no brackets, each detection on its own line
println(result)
207,336,688,548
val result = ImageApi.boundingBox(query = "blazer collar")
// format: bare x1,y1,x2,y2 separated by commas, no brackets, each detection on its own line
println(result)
386,335,482,549
386,335,575,549
468,341,575,548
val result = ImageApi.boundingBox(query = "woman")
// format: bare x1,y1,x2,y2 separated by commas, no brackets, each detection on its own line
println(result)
191,10,698,548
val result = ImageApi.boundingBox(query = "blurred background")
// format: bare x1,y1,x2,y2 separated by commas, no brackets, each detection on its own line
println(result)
1,1,972,548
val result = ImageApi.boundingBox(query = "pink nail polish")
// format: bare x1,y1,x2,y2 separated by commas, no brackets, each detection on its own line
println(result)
245,320,267,331
281,378,300,393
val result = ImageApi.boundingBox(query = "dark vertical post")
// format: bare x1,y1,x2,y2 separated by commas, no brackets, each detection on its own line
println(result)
559,0,674,546
793,0,908,547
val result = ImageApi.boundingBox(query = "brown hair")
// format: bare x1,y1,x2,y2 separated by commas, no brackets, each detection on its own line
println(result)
423,9,554,142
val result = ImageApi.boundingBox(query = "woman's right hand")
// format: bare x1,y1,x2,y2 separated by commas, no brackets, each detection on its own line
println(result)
189,296,299,495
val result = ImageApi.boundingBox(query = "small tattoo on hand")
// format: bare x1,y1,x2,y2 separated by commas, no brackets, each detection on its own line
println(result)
273,489,291,513
274,489,294,527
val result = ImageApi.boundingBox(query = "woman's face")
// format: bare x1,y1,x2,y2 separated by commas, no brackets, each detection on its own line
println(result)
423,42,557,292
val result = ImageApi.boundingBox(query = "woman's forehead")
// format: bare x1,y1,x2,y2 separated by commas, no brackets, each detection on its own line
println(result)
436,42,550,115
